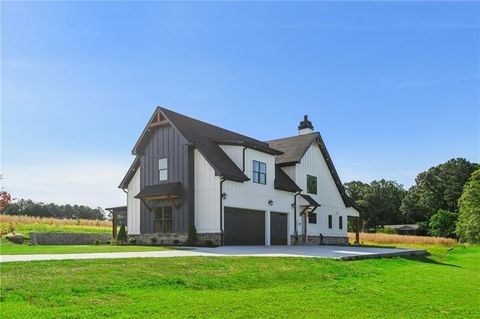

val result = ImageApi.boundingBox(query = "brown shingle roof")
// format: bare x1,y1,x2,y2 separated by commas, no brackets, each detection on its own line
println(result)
267,133,319,165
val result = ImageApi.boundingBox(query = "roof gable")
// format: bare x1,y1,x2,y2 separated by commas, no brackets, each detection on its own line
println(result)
267,133,319,165
268,132,360,212
129,107,283,183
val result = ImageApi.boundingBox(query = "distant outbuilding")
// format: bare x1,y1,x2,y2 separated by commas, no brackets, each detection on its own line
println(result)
383,224,419,235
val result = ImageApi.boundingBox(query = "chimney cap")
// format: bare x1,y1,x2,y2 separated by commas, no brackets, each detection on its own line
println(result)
298,115,314,131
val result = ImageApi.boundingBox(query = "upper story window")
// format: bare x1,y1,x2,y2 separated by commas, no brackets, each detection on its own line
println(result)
253,160,266,184
307,175,317,194
328,215,333,229
339,216,343,230
159,158,168,181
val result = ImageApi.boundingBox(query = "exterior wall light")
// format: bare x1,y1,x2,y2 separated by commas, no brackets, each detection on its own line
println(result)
221,192,227,200
268,200,273,206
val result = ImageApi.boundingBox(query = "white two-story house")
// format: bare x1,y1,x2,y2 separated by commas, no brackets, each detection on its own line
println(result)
118,107,360,246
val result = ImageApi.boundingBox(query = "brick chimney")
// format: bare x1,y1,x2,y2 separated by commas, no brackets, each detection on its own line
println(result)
298,115,314,135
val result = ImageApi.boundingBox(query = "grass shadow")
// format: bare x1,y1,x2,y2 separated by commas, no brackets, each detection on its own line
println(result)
401,255,461,268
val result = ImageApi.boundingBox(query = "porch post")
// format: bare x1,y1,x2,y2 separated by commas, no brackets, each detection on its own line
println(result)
304,213,308,245
355,216,360,244
112,213,118,238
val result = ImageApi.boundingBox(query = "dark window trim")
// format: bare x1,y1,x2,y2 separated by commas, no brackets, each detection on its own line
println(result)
154,206,173,233
253,160,266,185
307,175,317,194
328,215,332,229
308,212,317,224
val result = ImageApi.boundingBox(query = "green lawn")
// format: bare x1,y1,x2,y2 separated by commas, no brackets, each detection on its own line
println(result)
1,246,479,318
0,242,170,255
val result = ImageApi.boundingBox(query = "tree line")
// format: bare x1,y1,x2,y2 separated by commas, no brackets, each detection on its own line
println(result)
345,158,479,243
1,199,107,220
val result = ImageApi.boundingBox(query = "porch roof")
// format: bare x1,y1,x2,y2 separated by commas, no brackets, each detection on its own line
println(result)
135,182,183,201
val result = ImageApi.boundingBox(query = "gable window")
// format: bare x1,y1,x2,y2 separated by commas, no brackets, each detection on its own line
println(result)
328,215,332,229
308,212,317,224
159,158,168,181
253,160,266,184
339,216,343,230
307,175,317,194
154,206,172,233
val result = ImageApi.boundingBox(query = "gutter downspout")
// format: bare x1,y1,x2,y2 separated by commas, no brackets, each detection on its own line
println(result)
293,191,301,242
242,147,247,172
220,177,226,246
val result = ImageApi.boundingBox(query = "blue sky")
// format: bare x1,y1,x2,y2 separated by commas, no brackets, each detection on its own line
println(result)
1,1,479,208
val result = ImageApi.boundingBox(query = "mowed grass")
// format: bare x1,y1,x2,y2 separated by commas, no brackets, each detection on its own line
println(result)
0,241,170,255
1,246,479,319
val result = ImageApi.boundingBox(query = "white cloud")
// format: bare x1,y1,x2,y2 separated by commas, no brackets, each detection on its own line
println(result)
2,156,131,208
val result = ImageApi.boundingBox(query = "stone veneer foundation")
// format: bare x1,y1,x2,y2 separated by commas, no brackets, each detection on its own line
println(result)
130,232,222,246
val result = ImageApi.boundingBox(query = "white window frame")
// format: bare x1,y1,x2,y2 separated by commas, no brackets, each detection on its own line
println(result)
159,158,168,181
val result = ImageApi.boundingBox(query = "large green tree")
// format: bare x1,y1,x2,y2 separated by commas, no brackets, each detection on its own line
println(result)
456,169,480,244
400,158,479,223
345,179,406,230
1,198,106,220
428,209,457,238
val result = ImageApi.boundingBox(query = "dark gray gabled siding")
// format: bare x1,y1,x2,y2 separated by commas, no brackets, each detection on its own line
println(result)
139,125,193,234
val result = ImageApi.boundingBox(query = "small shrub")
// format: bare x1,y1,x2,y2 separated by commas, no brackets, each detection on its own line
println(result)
106,240,111,245
205,240,215,247
173,239,180,246
110,238,117,246
186,225,197,246
117,224,127,245
128,237,137,245
150,237,157,245
94,239,100,245
0,222,16,236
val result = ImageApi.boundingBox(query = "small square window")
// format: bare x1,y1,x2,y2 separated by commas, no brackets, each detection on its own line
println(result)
308,213,317,224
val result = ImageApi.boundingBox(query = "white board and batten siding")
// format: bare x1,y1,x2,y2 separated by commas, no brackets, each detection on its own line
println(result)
295,144,352,237
126,168,141,235
194,149,221,233
220,146,294,244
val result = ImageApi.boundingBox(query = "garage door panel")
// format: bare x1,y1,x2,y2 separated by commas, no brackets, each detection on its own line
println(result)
271,212,288,245
224,207,265,245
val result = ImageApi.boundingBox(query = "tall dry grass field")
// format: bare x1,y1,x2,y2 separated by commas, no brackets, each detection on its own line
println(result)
348,232,457,246
0,215,111,227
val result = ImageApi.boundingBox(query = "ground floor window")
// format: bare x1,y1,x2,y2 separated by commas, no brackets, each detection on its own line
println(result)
154,206,172,233
339,216,343,229
328,215,332,229
308,212,317,224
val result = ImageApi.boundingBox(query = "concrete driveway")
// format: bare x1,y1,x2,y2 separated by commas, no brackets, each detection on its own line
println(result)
0,245,426,263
